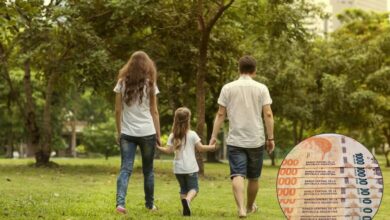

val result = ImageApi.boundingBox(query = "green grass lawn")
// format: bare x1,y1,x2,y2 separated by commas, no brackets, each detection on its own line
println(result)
0,156,389,220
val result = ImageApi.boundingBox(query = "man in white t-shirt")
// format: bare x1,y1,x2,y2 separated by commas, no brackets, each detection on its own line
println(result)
210,55,275,218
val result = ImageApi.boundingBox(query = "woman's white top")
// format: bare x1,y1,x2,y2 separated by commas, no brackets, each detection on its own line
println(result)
114,79,159,137
167,130,201,174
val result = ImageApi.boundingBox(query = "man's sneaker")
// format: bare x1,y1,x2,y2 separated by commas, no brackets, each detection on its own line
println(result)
181,199,191,216
148,205,158,211
116,205,127,214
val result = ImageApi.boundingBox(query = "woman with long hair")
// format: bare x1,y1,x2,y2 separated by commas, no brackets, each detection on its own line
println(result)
157,107,217,216
114,51,161,214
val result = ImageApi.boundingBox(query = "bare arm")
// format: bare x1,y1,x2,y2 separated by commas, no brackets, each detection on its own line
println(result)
263,104,275,153
156,145,174,154
195,141,217,153
115,93,122,144
150,93,161,146
209,105,226,144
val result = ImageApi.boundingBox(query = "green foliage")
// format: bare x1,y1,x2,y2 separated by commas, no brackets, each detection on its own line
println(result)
82,117,119,158
51,135,68,151
76,144,87,154
1,1,389,164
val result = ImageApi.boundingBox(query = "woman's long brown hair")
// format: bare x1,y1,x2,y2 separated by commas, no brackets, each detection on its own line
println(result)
172,107,191,150
117,51,156,106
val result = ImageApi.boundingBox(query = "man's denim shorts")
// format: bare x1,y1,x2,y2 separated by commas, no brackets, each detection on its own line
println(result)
227,145,264,180
175,172,199,194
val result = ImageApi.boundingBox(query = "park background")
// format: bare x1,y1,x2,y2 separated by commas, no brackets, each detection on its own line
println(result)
0,0,389,219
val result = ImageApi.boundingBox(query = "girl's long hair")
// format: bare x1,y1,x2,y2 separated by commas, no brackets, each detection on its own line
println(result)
117,51,156,106
172,107,191,150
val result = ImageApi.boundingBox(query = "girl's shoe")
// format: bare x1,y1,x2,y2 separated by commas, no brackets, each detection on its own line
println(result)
181,199,191,216
116,206,127,214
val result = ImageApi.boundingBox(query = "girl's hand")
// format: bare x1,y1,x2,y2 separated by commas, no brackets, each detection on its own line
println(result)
210,144,218,152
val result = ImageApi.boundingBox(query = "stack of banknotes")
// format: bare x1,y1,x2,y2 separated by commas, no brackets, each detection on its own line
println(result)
277,134,383,220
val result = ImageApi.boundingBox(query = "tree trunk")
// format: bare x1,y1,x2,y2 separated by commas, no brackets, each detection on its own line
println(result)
36,71,59,166
195,0,235,175
105,148,109,160
292,120,298,145
269,151,276,166
383,127,390,167
1,43,16,158
298,121,304,143
195,33,209,175
5,145,13,158
23,59,41,157
206,116,219,162
70,120,77,157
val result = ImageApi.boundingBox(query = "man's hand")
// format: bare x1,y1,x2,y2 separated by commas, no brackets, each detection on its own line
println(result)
156,137,162,148
156,144,163,151
116,133,121,145
209,136,217,146
266,140,275,154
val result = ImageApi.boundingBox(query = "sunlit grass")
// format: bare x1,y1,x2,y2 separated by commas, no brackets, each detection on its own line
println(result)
0,156,388,219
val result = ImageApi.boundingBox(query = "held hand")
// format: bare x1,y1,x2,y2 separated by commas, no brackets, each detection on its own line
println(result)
214,144,221,152
209,136,217,145
266,140,275,154
210,144,217,152
155,136,162,148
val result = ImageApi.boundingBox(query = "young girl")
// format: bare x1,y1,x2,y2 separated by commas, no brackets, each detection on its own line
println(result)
157,107,217,216
114,51,161,214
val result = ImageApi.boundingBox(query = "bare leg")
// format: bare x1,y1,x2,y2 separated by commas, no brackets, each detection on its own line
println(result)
232,176,246,217
185,189,197,202
246,179,259,212
181,192,194,216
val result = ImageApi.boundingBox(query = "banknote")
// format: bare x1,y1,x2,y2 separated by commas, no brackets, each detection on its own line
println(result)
281,134,379,168
277,177,383,189
282,207,377,218
287,215,376,220
278,167,382,179
277,188,383,199
279,198,381,208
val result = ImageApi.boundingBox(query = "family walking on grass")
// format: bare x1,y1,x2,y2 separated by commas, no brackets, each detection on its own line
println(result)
113,51,274,218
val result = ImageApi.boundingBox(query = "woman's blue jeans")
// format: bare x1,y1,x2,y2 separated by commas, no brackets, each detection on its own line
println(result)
116,133,156,209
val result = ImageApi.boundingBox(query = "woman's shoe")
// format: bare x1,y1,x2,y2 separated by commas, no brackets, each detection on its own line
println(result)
116,206,127,214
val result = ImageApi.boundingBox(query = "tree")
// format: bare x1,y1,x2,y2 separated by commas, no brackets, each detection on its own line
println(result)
1,0,113,165
310,10,390,166
243,0,319,165
194,0,234,174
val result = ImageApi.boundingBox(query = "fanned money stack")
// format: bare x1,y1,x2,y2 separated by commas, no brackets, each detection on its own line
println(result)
277,134,384,220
